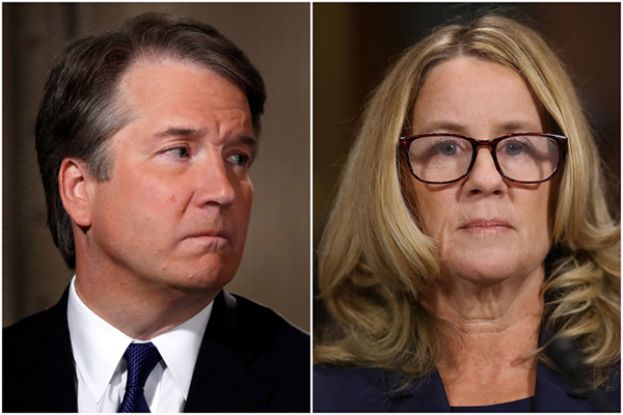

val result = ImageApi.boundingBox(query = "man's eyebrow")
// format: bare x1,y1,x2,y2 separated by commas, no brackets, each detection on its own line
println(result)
153,127,258,149
239,135,258,148
153,127,200,138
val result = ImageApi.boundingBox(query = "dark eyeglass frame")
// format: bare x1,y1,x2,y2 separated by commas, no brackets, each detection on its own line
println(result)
399,132,568,185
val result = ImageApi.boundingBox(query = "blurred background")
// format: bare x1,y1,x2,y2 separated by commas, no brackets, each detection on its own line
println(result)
314,3,620,327
3,3,310,330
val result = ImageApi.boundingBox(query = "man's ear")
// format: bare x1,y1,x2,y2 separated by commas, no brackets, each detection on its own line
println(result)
58,158,95,228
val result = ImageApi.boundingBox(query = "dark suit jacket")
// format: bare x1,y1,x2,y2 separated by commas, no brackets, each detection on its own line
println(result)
4,289,310,412
314,363,620,412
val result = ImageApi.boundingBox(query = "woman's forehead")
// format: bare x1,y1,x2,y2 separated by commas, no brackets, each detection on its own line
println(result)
410,56,545,136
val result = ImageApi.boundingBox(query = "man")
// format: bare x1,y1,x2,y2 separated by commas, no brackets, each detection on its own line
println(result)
4,13,309,412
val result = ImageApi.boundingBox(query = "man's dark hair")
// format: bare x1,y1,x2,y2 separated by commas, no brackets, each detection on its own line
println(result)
35,13,267,269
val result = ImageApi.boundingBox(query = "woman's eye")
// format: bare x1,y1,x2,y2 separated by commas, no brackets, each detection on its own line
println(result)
432,140,465,157
502,141,526,156
438,142,458,156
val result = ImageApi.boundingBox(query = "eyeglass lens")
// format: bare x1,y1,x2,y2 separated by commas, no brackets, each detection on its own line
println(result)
407,135,560,183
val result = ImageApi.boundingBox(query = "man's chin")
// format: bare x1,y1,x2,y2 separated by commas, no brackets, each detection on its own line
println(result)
167,270,235,293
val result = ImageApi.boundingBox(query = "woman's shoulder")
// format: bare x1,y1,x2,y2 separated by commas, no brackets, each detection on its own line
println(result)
314,364,390,389
313,364,448,412
313,365,396,412
603,362,621,411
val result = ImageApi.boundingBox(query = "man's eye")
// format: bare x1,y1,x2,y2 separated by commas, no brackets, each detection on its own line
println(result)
228,153,251,167
166,147,190,158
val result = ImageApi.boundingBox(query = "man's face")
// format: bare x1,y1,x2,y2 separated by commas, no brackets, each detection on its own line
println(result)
85,58,255,293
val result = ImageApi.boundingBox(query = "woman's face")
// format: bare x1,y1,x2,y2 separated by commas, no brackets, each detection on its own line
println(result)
409,56,555,284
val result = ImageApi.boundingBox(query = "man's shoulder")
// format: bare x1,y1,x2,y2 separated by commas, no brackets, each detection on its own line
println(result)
4,298,66,354
189,291,310,412
225,291,308,342
3,292,71,364
214,291,309,366
3,295,77,412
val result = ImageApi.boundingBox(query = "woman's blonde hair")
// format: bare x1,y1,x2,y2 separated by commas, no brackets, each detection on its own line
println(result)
316,14,620,389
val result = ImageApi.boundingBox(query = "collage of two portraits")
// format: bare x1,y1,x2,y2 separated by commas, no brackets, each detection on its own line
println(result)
3,2,621,413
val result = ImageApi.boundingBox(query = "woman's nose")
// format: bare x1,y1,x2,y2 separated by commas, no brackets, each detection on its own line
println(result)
462,147,506,196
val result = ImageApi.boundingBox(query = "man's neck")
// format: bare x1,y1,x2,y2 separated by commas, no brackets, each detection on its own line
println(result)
74,262,217,340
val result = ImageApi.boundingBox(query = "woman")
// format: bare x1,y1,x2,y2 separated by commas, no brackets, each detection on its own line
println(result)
314,14,620,412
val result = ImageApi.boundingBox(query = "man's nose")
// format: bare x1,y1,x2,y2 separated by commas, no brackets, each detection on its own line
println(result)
194,153,236,206
463,147,506,196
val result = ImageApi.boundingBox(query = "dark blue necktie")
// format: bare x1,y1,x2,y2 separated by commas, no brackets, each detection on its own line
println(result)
118,342,162,413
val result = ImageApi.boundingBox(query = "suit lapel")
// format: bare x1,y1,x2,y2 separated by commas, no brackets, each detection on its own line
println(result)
184,291,275,412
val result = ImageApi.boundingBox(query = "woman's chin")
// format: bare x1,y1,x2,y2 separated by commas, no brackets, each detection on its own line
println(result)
441,259,526,286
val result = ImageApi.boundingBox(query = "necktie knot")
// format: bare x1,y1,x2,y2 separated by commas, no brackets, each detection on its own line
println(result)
118,342,161,413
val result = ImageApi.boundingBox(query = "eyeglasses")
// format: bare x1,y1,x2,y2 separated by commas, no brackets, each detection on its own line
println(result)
399,133,568,184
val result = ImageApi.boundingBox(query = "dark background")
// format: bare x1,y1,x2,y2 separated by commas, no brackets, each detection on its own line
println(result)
313,3,620,328
3,3,310,330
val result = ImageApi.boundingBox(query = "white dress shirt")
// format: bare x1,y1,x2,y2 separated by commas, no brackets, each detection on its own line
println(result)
67,277,213,412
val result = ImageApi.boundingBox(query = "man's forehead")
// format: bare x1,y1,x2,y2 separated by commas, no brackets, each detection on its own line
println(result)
113,56,254,132
118,56,249,109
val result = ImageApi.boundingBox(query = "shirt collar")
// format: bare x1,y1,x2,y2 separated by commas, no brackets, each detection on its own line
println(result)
150,300,212,399
67,276,213,403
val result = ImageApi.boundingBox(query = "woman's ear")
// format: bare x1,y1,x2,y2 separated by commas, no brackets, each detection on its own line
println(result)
58,158,94,228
